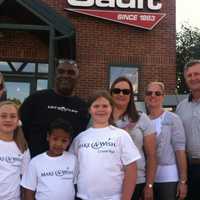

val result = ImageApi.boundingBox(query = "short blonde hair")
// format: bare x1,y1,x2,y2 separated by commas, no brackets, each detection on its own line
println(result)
147,81,165,94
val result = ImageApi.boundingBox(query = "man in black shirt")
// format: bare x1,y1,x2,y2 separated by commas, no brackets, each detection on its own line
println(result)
20,60,89,157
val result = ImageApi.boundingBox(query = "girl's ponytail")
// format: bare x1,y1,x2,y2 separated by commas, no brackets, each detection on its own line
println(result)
13,126,28,153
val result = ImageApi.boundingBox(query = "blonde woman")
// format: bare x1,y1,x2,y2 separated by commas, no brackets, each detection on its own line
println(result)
145,82,187,200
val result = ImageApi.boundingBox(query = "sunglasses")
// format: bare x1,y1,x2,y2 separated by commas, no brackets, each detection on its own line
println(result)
145,91,163,96
111,88,131,95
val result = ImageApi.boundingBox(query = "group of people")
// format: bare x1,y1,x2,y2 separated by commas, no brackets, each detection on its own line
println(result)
0,59,200,200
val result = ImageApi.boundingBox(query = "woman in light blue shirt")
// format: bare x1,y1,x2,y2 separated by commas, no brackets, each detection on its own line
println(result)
145,81,187,200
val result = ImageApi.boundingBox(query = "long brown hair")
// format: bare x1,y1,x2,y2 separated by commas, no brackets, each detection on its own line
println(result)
110,76,140,123
0,101,28,153
0,72,5,88
0,72,6,101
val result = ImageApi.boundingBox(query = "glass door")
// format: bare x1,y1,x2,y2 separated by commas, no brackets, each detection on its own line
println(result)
1,61,49,104
5,78,33,104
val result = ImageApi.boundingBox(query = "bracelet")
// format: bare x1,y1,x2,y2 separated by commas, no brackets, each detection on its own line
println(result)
146,184,153,188
179,180,187,184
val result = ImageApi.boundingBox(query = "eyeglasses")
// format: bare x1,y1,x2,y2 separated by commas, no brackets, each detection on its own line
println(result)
145,91,163,96
111,88,131,95
0,83,3,91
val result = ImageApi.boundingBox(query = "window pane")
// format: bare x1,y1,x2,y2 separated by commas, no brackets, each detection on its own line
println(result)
0,61,12,71
23,63,35,72
11,62,23,71
37,79,48,90
110,66,138,93
38,63,48,73
5,82,30,104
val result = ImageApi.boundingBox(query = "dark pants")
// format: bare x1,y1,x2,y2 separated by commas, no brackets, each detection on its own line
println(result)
187,164,200,200
154,182,178,200
131,183,145,200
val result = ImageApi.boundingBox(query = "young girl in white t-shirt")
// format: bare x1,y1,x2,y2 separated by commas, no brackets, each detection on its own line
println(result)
70,90,141,200
0,101,30,200
21,118,77,200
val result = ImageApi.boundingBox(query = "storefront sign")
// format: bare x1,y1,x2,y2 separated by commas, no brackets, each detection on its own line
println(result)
65,0,166,30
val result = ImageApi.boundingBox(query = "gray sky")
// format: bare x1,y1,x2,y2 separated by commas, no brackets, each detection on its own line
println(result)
176,0,200,30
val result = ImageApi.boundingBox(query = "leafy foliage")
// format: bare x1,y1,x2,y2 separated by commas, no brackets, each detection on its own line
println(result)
176,23,200,93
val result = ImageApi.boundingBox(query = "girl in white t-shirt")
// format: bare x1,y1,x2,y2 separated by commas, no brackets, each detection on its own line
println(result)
0,101,30,200
21,118,77,200
70,90,141,200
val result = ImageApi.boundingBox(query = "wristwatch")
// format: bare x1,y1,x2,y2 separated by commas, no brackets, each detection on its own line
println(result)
146,184,153,188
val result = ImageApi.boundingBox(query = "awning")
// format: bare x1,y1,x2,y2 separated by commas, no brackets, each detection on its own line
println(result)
0,0,76,59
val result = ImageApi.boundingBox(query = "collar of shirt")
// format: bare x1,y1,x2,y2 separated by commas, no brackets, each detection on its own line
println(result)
188,93,200,103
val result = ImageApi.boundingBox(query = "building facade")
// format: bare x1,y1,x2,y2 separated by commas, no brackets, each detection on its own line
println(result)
0,0,176,103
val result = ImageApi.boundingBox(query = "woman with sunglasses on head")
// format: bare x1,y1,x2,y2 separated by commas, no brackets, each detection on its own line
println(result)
0,72,7,101
110,76,157,200
145,81,187,200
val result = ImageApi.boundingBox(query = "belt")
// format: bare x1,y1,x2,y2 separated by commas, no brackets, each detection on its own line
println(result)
190,158,200,165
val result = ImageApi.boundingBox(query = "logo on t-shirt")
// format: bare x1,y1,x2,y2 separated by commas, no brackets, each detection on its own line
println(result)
41,168,73,180
48,105,78,114
0,155,22,167
78,138,116,153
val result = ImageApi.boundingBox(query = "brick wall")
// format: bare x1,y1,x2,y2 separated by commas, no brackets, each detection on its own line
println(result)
43,0,176,100
0,0,176,101
0,30,48,61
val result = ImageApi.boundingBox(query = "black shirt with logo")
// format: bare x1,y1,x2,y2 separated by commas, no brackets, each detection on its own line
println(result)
20,89,89,157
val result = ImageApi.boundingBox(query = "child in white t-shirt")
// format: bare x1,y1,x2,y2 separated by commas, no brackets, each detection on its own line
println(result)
70,90,141,200
0,101,30,200
21,118,77,200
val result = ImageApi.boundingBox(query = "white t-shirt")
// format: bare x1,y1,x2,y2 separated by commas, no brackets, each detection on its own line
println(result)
70,125,141,200
21,151,77,200
151,112,179,182
0,140,30,200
